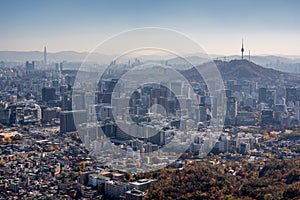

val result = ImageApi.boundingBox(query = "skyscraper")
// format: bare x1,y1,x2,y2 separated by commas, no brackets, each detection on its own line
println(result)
60,110,87,133
258,87,267,103
42,87,56,103
60,111,76,133
226,97,237,125
25,61,35,70
261,109,274,126
44,46,47,65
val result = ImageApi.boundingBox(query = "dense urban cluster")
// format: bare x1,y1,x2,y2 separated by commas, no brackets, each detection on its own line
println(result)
0,125,157,199
0,54,299,199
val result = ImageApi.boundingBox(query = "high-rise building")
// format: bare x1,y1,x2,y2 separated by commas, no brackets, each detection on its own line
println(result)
60,111,76,133
198,105,207,122
170,81,182,97
42,87,56,103
25,61,35,70
261,109,274,126
225,89,232,98
42,107,60,123
55,62,64,71
59,62,63,71
236,111,256,126
105,180,129,199
0,108,10,125
44,46,47,65
61,94,72,111
60,110,87,133
55,63,59,71
258,88,267,103
95,104,113,121
73,91,86,110
239,142,250,154
225,97,237,125
149,131,165,146
266,90,276,107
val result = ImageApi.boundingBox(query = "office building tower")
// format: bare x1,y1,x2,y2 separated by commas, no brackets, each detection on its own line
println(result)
25,61,35,70
258,87,267,103
73,91,86,110
42,87,56,103
60,110,87,133
261,109,274,126
240,143,250,154
61,94,72,111
60,111,76,133
266,90,276,107
226,97,237,125
170,81,182,97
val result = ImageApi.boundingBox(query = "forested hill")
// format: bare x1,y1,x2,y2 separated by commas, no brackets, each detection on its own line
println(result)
141,158,300,200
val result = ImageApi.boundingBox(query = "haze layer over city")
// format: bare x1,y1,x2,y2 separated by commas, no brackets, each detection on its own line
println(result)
0,1,299,200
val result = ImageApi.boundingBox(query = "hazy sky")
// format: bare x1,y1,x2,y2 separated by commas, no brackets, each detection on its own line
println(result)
1,0,299,55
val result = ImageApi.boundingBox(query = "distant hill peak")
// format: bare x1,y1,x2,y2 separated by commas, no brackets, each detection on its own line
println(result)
182,59,286,82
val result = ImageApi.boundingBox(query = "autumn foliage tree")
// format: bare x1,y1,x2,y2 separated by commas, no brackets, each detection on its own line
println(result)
144,158,300,200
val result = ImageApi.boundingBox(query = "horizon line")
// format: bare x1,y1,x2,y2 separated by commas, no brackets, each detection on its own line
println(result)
0,49,300,58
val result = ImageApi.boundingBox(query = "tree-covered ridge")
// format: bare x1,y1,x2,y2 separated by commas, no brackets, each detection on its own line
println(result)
142,158,300,200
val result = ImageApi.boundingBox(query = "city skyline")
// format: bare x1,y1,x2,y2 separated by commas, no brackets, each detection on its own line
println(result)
1,0,300,55
1,1,300,199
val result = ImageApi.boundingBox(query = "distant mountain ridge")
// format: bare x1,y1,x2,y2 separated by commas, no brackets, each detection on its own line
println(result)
1,50,300,63
0,50,300,73
0,50,113,63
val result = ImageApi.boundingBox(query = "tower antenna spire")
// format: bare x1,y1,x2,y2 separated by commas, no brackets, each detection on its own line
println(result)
241,39,244,59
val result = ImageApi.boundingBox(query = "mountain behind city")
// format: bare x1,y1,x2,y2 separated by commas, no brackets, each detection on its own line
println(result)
182,59,299,83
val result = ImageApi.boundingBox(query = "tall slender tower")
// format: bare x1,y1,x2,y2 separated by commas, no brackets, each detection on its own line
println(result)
249,50,250,61
241,40,244,59
44,46,47,65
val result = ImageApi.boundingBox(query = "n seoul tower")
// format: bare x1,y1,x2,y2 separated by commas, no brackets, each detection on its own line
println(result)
241,39,244,59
